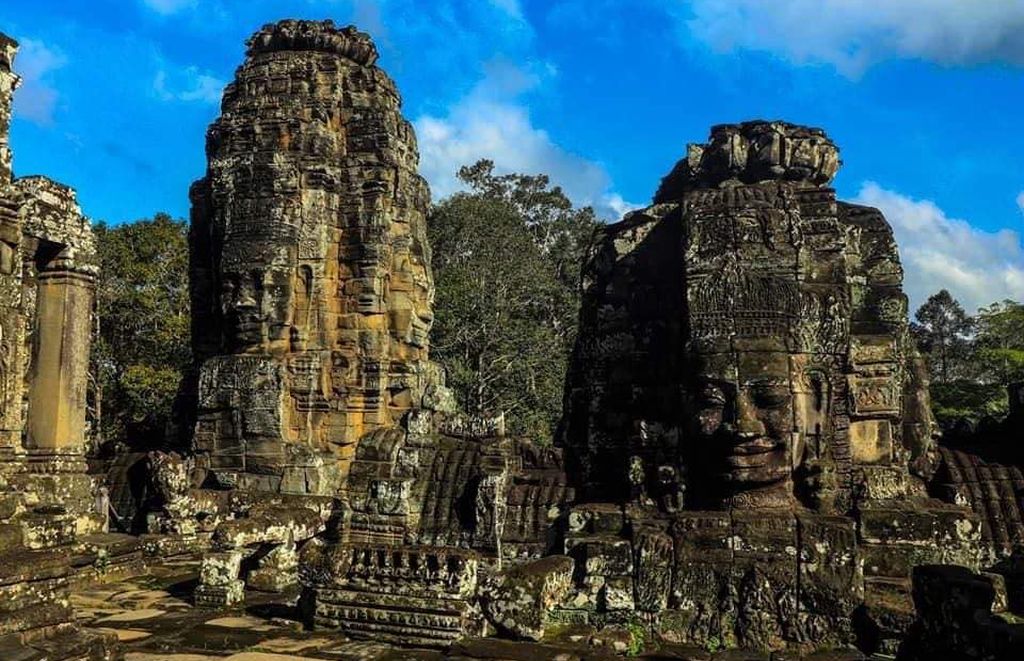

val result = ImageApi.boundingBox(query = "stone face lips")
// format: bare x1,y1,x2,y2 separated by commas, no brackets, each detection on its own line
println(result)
188,20,442,495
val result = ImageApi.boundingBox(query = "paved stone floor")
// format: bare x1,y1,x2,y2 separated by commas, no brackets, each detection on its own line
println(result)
71,560,442,661
69,561,870,660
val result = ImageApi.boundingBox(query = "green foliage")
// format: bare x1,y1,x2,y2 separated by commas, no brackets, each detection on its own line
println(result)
912,289,974,384
704,636,722,653
913,292,1024,424
972,300,1024,385
930,381,1009,426
625,618,647,657
92,213,190,448
428,160,598,443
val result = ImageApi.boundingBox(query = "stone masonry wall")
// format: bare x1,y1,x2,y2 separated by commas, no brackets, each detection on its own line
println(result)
188,20,443,495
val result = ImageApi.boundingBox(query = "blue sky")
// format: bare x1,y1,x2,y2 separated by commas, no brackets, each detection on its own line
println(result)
1,0,1022,312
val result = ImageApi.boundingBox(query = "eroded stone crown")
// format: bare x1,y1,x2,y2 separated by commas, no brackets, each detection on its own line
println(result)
654,119,841,202
245,19,378,66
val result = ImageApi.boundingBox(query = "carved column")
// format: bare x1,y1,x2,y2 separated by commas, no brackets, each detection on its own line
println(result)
0,200,23,456
25,256,94,454
19,255,97,530
0,34,23,461
12,174,103,535
0,33,18,183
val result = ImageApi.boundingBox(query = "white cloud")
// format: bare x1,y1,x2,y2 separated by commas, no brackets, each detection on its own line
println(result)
1017,191,1024,216
414,62,638,220
681,0,1024,76
854,182,1024,313
488,0,524,20
11,38,67,126
153,67,224,104
141,0,197,15
603,193,644,219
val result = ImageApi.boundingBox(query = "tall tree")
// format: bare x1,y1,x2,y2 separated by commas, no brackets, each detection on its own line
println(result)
456,160,598,294
429,161,598,442
972,300,1024,386
912,289,974,384
92,213,190,449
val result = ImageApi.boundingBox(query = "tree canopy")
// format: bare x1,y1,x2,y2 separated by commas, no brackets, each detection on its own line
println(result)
973,300,1024,386
911,289,974,384
913,291,1024,425
92,213,190,449
428,160,598,442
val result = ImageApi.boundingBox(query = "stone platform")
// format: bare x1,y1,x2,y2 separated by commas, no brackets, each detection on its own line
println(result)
66,561,869,661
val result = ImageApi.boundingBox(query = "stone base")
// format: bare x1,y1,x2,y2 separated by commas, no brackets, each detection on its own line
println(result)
140,532,210,559
302,541,483,648
196,549,244,607
195,581,245,608
248,565,296,593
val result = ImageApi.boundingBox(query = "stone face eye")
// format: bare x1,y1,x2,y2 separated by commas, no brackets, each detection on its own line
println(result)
752,388,788,410
701,385,726,408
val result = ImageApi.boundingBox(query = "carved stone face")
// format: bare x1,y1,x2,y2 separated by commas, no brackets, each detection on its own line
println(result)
690,351,797,505
221,268,263,348
219,244,294,353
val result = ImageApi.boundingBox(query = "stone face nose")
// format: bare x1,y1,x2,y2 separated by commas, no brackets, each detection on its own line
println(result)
232,285,257,310
734,391,767,437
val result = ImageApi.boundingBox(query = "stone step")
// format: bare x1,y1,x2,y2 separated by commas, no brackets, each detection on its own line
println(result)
19,512,76,550
316,587,470,616
315,616,462,649
316,605,465,633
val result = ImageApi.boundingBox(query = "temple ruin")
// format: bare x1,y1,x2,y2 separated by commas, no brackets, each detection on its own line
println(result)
0,33,117,659
0,18,1022,661
557,120,1017,654
186,20,444,496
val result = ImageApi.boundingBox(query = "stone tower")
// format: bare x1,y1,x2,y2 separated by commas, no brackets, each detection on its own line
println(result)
0,32,99,521
0,34,16,182
562,120,931,511
556,122,987,652
188,20,443,495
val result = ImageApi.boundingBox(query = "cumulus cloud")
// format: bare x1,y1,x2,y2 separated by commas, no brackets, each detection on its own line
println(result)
414,62,638,220
153,67,224,104
681,0,1024,76
141,0,197,15
12,38,67,126
854,182,1024,313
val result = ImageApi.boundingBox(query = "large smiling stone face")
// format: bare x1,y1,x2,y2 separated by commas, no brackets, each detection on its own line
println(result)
218,242,295,354
691,350,798,507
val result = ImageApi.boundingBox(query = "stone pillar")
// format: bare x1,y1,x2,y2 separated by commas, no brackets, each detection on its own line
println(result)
0,34,22,459
26,258,94,453
0,202,24,456
0,33,18,183
13,177,101,534
20,257,97,532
